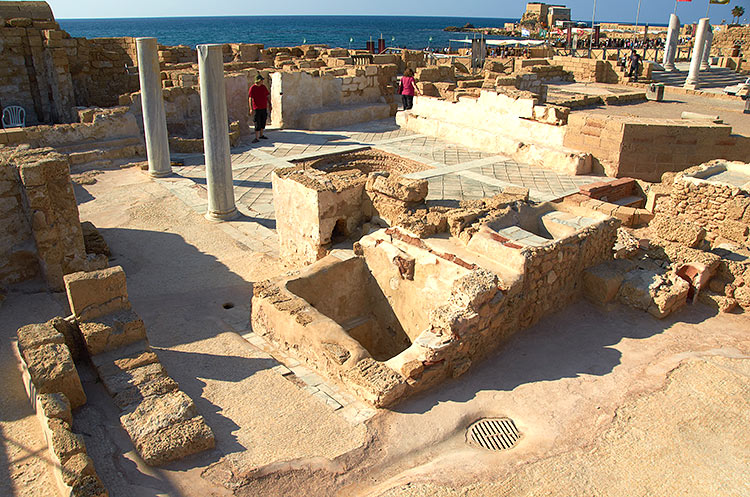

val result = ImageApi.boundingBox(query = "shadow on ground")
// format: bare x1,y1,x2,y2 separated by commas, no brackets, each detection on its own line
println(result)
396,299,716,415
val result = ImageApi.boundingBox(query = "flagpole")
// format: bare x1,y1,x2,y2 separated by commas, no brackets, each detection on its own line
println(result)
674,0,678,15
634,0,642,47
589,0,597,55
706,0,711,18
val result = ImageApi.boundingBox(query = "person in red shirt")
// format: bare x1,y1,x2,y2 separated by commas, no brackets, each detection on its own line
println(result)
248,74,271,143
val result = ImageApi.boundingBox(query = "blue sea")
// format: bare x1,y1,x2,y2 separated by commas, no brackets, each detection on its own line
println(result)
58,15,521,50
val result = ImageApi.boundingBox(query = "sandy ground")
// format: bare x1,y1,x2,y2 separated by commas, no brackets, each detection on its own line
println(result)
1,164,749,496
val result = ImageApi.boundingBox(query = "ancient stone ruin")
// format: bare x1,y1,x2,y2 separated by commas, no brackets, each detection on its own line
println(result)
2,1,750,494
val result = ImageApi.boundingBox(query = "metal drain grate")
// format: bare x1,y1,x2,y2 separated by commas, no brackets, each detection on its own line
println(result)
467,418,520,451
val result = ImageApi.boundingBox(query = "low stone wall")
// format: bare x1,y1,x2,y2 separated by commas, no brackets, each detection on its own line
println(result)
63,266,216,466
271,65,397,129
656,161,750,245
0,109,143,149
551,56,619,83
0,149,106,290
16,319,109,496
252,207,618,407
396,91,591,176
272,149,429,266
564,113,750,181
561,192,653,228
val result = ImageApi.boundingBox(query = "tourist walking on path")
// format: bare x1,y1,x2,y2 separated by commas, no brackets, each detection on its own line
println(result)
249,74,271,143
399,68,419,110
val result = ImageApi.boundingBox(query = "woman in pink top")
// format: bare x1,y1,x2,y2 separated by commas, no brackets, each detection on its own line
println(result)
399,68,419,110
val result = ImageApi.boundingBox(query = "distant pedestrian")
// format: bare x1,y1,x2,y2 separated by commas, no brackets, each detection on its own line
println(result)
628,50,641,81
399,68,419,110
249,74,271,143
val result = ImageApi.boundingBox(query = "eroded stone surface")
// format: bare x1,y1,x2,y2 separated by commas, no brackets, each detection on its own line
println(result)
343,358,408,408
132,415,215,466
16,321,64,354
64,265,130,321
583,260,635,305
91,340,158,378
119,390,198,442
78,309,146,355
99,361,171,398
48,316,83,360
22,342,86,408
650,214,706,248
37,392,72,426
71,474,108,497
61,453,97,487
48,418,86,464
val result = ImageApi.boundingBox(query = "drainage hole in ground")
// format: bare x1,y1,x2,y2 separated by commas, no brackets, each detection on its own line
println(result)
223,302,235,310
466,417,520,451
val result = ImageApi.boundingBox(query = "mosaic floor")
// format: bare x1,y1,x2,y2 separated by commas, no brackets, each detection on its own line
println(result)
155,118,601,256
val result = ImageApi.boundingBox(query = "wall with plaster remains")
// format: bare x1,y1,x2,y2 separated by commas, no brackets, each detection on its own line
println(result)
396,91,590,176
271,65,397,129
564,113,750,182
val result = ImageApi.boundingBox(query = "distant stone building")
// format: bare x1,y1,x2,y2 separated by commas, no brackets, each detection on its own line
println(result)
522,2,571,28
548,6,571,28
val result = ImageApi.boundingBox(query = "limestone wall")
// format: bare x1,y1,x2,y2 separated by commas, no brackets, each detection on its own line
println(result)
658,161,750,245
0,162,37,285
0,16,140,124
272,65,397,129
712,25,750,52
0,109,143,148
0,1,55,20
0,148,105,290
75,37,140,108
123,71,254,140
519,215,619,325
564,113,750,182
552,56,619,83
397,91,589,176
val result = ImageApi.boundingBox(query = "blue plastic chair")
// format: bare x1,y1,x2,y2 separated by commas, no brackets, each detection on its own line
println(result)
2,106,26,128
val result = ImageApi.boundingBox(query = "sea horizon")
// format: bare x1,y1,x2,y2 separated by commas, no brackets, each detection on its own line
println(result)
57,15,667,50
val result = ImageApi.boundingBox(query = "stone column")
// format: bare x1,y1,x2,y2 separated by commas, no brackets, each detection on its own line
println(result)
136,38,171,178
700,29,714,71
684,18,710,90
662,14,680,72
197,44,237,221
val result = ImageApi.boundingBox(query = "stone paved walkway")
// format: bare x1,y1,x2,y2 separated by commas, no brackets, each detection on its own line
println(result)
154,118,601,255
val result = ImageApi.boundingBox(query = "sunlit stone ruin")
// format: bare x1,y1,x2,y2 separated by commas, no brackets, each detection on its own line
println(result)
1,2,749,496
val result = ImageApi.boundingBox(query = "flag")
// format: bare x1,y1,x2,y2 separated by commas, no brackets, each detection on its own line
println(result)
710,0,730,4
677,0,692,2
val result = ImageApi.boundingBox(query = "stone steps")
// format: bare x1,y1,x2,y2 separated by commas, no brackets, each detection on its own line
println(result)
298,102,392,130
56,136,146,170
56,136,143,155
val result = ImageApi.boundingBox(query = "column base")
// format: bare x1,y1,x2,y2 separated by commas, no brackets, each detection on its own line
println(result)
148,168,173,178
683,82,700,90
663,64,676,72
205,207,238,222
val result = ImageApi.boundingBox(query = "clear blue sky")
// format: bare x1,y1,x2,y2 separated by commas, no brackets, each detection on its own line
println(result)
41,0,750,24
